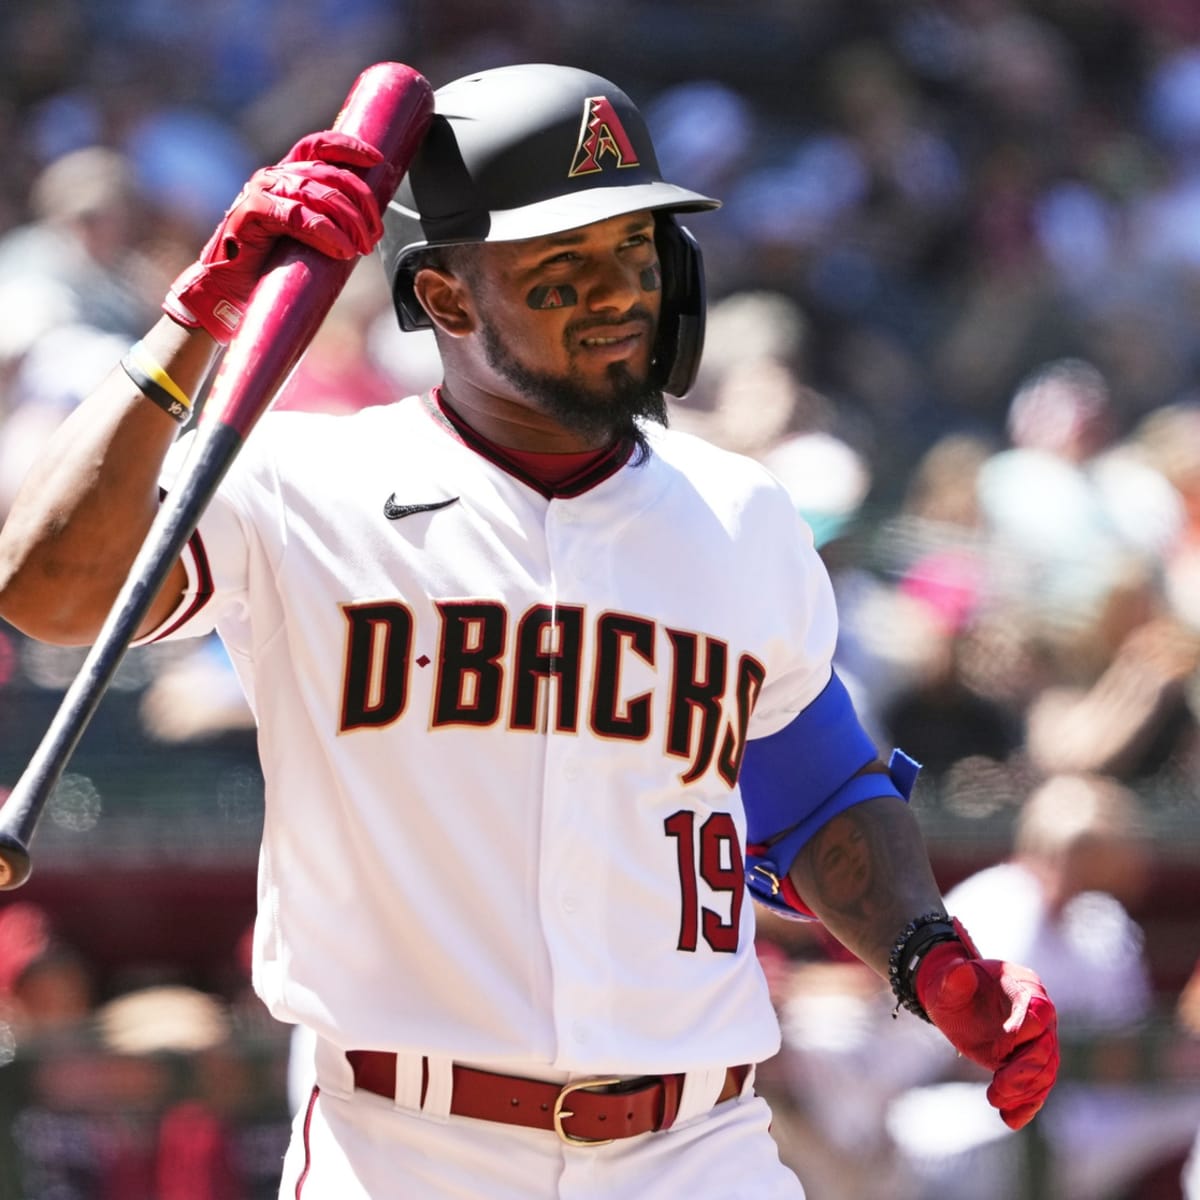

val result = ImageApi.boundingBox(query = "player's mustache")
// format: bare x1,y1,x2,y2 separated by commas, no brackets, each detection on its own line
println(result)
565,306,655,342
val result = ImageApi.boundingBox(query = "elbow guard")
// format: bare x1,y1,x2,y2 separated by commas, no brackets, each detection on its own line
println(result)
742,673,920,920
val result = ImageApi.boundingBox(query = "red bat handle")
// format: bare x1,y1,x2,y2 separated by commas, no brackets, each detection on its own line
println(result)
205,62,434,436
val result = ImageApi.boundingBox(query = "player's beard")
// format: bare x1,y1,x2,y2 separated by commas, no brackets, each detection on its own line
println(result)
478,314,667,460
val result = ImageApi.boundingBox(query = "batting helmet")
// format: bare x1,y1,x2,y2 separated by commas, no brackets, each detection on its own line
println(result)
379,63,721,396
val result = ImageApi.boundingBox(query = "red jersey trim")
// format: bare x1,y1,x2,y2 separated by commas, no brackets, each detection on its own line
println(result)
147,523,215,642
144,489,216,642
294,1086,320,1198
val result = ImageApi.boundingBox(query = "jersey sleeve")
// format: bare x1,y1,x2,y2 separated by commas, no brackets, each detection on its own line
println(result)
131,426,263,646
746,488,841,734
736,482,920,919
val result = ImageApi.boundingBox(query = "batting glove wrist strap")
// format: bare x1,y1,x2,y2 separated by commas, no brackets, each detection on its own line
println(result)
887,911,962,1022
163,131,386,344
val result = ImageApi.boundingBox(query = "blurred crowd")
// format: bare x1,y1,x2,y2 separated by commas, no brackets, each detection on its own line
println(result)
755,771,1200,1200
3,0,1200,1196
0,901,290,1199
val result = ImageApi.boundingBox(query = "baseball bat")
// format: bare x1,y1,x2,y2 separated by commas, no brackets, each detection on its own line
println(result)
0,62,434,889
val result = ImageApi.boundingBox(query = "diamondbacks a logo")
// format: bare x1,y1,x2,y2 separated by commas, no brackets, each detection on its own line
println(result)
568,96,641,178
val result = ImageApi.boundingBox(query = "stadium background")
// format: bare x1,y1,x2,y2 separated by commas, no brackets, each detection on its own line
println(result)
1,1,1200,1196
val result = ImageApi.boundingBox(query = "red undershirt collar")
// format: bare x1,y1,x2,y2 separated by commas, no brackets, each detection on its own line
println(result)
429,387,633,498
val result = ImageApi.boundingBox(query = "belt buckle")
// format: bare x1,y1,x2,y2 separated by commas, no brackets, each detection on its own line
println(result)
552,1076,623,1146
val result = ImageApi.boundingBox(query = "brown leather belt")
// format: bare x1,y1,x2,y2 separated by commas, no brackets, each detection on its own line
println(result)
346,1051,750,1146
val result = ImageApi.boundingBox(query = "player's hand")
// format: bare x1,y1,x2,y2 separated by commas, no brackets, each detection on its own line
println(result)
163,131,386,343
916,937,1059,1129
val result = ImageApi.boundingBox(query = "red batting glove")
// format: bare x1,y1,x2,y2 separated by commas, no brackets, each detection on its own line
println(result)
916,934,1060,1130
164,131,385,343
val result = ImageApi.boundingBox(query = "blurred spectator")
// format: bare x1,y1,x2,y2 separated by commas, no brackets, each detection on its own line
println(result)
878,603,1025,783
759,772,1200,1200
121,106,259,239
670,289,813,450
138,635,257,744
1131,400,1200,634
873,433,1020,781
762,431,872,552
976,358,1184,658
947,773,1152,1016
0,320,130,523
885,773,1200,1200
0,145,153,338
0,901,93,1041
273,259,427,416
0,147,157,522
991,381,1200,792
97,985,250,1200
1025,612,1200,785
645,78,758,200
895,431,996,532
836,432,1040,775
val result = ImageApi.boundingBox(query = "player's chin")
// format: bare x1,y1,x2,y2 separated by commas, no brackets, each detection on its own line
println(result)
597,353,656,398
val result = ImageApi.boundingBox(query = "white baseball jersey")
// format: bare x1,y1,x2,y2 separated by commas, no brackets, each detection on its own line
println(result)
146,391,838,1074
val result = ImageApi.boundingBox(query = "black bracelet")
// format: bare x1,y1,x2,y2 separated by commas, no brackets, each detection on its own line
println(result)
120,343,192,425
887,911,962,1022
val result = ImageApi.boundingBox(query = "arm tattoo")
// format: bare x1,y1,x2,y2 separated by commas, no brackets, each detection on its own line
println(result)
791,798,944,974
801,807,889,923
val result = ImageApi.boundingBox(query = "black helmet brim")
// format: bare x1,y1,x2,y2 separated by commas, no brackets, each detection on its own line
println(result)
387,180,717,259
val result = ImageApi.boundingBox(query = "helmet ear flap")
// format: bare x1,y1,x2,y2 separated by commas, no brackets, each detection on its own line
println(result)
653,218,707,398
392,263,431,332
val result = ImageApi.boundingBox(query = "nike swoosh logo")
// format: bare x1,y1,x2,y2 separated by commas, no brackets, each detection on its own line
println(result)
383,494,460,520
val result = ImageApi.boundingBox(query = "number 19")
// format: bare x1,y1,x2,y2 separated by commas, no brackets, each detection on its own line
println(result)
664,810,744,953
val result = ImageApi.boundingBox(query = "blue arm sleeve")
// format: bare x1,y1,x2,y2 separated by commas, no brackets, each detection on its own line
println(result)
742,672,920,919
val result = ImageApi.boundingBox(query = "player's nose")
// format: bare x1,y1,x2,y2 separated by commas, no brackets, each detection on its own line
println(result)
581,255,644,313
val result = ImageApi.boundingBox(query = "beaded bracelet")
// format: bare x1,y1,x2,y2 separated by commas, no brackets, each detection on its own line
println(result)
887,910,962,1022
120,341,192,425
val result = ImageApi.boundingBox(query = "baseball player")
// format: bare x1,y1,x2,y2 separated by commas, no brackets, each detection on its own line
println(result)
0,64,1058,1199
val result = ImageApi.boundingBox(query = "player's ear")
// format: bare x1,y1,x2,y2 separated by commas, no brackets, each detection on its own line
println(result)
413,267,475,338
